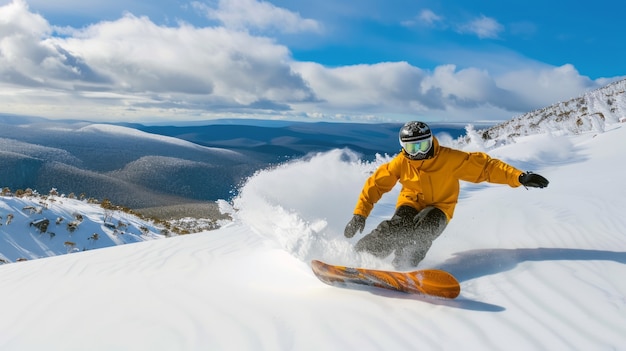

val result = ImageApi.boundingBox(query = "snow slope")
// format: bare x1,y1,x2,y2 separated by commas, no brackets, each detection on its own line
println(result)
1,124,626,350
0,194,166,262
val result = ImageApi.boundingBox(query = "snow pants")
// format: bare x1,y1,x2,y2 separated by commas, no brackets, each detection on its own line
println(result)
354,205,448,269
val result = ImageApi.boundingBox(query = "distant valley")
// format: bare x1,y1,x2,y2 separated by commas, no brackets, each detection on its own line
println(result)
0,117,467,212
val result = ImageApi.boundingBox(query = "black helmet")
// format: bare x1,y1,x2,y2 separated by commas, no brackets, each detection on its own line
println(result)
399,121,434,160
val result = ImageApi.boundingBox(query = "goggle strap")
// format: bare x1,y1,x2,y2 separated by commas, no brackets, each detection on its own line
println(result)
401,135,431,142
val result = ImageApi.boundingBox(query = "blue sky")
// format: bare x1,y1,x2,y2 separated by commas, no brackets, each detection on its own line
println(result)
0,0,624,124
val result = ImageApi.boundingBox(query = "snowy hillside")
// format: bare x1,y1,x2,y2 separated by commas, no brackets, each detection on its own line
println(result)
1,118,625,350
0,192,168,263
475,78,626,141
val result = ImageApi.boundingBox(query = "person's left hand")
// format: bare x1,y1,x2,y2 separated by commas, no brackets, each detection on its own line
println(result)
519,172,549,188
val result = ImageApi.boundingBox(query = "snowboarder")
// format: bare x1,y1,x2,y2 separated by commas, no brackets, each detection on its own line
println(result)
344,121,549,269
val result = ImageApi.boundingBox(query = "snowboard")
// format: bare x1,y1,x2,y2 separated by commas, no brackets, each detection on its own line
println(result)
311,259,460,299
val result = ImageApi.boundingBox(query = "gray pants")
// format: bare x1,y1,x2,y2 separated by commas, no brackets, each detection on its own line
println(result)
354,205,448,269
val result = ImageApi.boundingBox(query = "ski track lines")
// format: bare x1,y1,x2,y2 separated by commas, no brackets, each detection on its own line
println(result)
0,228,254,350
0,224,487,350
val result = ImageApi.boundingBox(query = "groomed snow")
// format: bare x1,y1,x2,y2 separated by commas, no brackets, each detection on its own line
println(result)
1,124,625,350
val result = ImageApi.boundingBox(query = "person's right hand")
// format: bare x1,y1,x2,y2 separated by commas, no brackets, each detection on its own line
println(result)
344,214,366,238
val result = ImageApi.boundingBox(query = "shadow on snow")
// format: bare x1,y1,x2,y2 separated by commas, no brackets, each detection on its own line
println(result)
437,247,626,283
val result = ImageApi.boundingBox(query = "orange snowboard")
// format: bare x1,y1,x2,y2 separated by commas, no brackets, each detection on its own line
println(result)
311,259,460,299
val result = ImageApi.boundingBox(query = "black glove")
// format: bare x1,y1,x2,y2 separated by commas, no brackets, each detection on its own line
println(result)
519,171,549,188
344,214,366,238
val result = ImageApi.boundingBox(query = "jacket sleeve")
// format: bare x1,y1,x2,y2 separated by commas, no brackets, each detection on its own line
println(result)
353,158,401,217
456,151,524,187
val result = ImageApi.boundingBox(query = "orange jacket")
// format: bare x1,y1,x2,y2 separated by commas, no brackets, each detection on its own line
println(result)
353,137,523,220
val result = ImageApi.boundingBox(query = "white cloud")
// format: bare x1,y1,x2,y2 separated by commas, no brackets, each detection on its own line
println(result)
0,0,82,87
497,64,597,108
0,0,47,35
401,9,444,28
0,0,616,123
457,15,503,39
291,61,607,122
293,61,428,111
193,0,321,34
418,9,444,27
0,1,316,119
423,65,495,102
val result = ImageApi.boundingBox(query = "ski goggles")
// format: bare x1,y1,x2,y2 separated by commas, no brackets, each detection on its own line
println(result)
401,136,432,156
